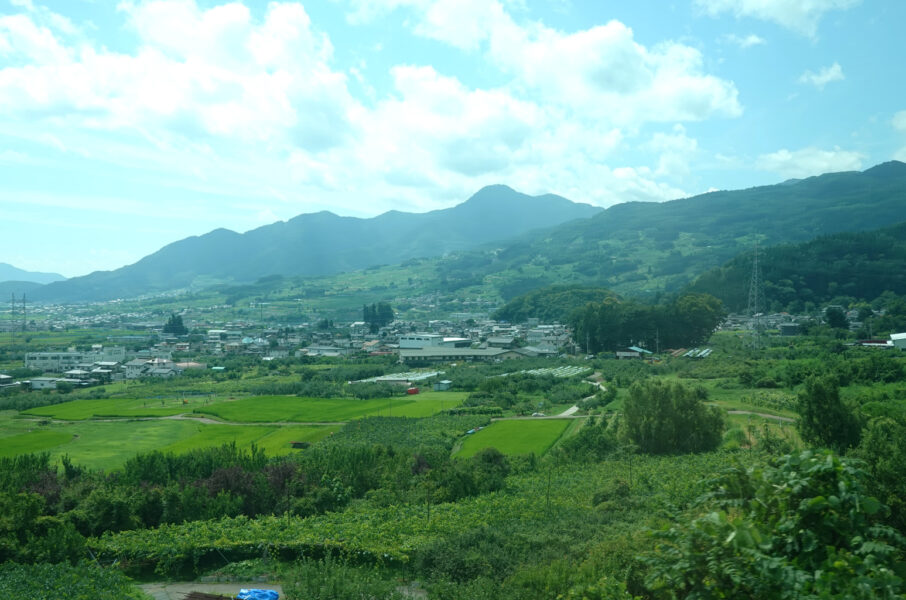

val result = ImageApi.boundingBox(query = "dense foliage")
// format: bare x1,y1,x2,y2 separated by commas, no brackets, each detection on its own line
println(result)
493,285,618,324
646,450,905,599
0,562,148,600
623,380,725,454
571,293,725,352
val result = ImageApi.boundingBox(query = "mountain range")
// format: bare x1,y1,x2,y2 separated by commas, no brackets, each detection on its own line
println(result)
27,186,601,302
13,160,906,304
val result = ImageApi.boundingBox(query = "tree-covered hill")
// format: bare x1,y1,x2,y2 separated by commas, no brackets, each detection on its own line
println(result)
686,221,906,313
432,161,906,300
493,285,619,323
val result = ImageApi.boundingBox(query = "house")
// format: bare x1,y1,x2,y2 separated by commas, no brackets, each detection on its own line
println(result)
29,377,59,390
433,380,453,391
148,367,178,378
399,347,527,363
891,332,906,350
123,358,150,379
486,336,516,349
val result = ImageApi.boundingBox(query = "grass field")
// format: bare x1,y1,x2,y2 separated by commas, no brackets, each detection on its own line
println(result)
21,397,222,420
0,418,338,470
193,392,466,422
456,419,572,458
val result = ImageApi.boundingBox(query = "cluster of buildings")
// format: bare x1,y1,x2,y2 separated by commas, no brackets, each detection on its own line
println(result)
20,344,205,390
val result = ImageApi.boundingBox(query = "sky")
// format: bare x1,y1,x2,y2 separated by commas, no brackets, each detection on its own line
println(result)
1,0,905,278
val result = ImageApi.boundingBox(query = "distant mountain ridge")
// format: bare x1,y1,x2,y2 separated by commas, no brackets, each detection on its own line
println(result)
0,263,66,285
32,186,602,302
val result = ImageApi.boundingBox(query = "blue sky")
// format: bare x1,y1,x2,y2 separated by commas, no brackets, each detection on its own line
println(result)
1,0,904,277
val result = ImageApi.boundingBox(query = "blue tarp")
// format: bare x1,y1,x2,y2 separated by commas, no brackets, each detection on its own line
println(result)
236,589,279,600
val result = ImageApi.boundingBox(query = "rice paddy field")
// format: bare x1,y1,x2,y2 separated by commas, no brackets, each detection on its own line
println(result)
192,391,467,422
455,418,572,458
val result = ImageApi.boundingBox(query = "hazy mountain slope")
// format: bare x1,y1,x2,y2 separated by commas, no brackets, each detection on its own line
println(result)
0,280,46,299
32,186,601,302
0,263,65,285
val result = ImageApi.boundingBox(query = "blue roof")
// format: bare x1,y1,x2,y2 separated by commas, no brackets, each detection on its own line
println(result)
627,346,653,354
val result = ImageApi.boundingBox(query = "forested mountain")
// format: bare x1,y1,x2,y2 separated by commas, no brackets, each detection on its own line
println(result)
431,161,906,300
0,263,65,285
686,221,906,313
30,186,600,302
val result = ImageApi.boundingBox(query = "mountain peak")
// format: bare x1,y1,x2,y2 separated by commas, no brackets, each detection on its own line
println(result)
863,160,906,179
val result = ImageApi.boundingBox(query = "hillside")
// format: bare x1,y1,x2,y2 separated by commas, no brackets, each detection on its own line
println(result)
428,161,906,300
30,186,601,302
686,221,906,312
0,263,65,285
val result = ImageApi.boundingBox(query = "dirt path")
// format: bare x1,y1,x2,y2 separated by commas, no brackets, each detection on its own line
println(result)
141,581,283,600
727,410,795,423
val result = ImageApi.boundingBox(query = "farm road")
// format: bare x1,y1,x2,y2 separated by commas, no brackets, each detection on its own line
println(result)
141,581,283,600
727,410,795,423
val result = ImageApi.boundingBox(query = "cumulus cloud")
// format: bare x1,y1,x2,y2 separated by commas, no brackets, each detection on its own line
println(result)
0,1,354,149
0,0,736,224
798,62,844,90
722,33,766,48
756,146,864,178
695,0,861,37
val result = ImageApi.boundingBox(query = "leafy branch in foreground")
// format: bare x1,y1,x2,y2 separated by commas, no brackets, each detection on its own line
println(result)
645,450,905,599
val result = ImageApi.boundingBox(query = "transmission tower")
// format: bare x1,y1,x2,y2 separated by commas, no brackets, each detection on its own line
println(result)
746,242,766,347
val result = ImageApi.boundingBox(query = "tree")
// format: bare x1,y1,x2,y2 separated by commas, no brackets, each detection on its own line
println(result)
825,306,848,329
796,376,861,452
162,313,188,335
622,380,724,454
364,302,394,333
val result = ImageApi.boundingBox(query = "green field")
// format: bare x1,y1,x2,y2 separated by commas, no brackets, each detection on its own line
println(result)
456,418,572,458
0,418,338,470
193,392,466,422
22,396,227,420
158,424,337,456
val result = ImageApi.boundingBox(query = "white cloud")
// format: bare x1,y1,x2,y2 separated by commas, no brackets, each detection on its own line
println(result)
722,33,766,48
645,124,700,177
892,110,906,133
695,0,861,37
893,111,906,162
0,0,730,250
798,62,844,90
756,146,864,178
350,1,742,129
0,2,354,149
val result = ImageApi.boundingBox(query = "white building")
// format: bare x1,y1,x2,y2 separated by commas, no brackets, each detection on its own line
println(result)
891,332,906,350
